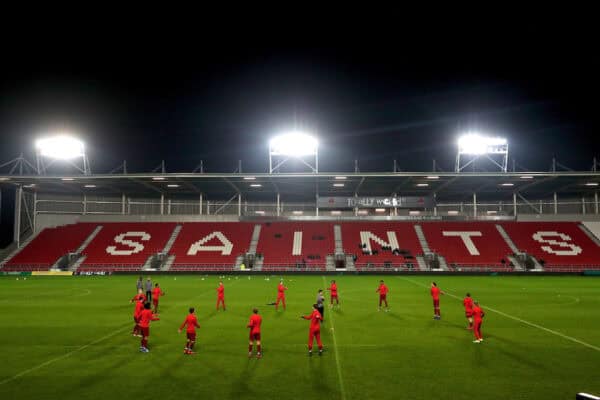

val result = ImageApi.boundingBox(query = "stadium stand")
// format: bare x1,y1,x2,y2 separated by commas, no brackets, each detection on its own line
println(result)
341,222,423,270
256,222,334,270
3,223,97,271
421,222,513,268
168,222,255,270
3,221,600,272
500,222,600,271
78,222,178,270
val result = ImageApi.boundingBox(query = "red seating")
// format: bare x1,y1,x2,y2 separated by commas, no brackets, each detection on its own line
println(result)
342,222,423,268
256,222,334,267
80,223,177,267
170,222,254,266
500,222,600,269
421,222,512,267
4,223,97,269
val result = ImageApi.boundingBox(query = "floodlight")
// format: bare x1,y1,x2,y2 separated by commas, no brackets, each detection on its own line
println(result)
36,135,85,160
269,132,318,157
458,134,507,155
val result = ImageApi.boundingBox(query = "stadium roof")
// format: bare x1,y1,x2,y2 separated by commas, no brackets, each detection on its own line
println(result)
1,171,600,201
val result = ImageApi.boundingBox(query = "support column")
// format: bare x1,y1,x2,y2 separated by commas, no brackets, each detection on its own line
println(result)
83,194,87,215
595,192,599,214
14,186,22,248
160,194,164,215
121,194,126,215
238,194,242,217
513,192,517,217
32,191,37,234
277,193,281,217
473,193,477,218
168,199,172,215
433,192,437,217
315,195,319,217
354,193,358,216
199,193,203,215
582,197,586,215
553,192,558,215
207,200,210,215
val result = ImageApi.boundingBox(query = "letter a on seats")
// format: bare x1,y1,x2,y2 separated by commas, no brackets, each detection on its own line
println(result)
187,231,233,255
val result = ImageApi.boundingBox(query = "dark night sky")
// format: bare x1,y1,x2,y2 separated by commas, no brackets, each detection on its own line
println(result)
1,20,599,175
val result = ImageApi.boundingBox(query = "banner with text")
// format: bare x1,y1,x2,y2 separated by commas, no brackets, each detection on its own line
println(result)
317,196,434,209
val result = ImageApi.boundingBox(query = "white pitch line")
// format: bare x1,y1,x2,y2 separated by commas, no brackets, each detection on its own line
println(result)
0,324,130,386
399,277,600,353
323,276,347,400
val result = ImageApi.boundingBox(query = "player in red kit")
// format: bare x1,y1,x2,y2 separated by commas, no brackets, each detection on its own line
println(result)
472,301,485,343
152,283,165,314
247,308,263,358
132,297,144,337
216,281,226,311
327,280,339,308
301,304,323,356
179,307,201,354
430,282,444,320
139,303,159,353
463,293,474,329
275,280,288,311
376,280,389,312
130,289,146,304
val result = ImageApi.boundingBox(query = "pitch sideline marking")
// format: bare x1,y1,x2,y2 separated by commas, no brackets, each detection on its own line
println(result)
323,276,347,400
0,324,131,386
399,277,600,353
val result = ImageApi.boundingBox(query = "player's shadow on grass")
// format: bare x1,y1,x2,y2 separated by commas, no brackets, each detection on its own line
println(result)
308,354,334,393
230,354,259,397
383,311,404,321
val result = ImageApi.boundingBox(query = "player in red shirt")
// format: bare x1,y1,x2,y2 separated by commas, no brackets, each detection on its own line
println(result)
463,293,474,329
376,280,389,312
247,308,263,358
430,282,444,320
152,283,165,314
472,301,485,343
131,297,144,337
327,280,339,307
301,304,323,356
139,303,160,353
216,281,226,311
179,307,201,354
275,280,288,311
130,289,146,304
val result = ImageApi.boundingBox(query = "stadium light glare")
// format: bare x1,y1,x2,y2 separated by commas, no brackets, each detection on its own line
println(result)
84,184,96,188
416,183,429,187
61,178,75,181
330,210,342,215
250,184,262,187
152,177,166,181
167,184,180,188
0,177,10,181
243,177,256,180
458,134,507,155
335,176,347,180
426,176,439,180
375,208,386,213
447,210,459,215
520,175,534,179
255,210,265,214
409,210,421,215
501,183,514,187
269,132,318,157
292,210,304,215
357,210,369,215
35,135,85,160
585,182,599,187
333,183,345,187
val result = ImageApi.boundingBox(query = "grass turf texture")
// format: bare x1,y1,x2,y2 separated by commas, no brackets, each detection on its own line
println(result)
0,275,599,400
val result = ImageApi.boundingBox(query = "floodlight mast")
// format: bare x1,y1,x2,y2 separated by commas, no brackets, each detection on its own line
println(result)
455,133,508,172
269,132,319,173
35,135,91,175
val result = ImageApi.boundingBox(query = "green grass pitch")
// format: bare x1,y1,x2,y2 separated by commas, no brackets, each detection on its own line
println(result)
0,274,599,400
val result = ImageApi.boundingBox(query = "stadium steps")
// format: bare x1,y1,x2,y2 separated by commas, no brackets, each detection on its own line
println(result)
161,255,175,271
413,225,431,253
66,225,104,272
162,224,182,254
234,254,245,270
507,255,525,271
325,255,336,271
416,255,428,271
142,255,158,271
495,224,520,253
578,223,600,247
69,256,87,271
333,225,344,254
345,254,356,271
248,225,262,254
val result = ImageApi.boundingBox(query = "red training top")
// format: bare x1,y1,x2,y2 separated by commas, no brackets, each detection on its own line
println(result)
277,283,287,295
139,309,159,328
430,286,441,300
303,309,322,331
328,283,338,295
134,300,144,318
473,306,485,322
180,314,200,333
377,284,389,295
247,314,262,335
217,285,225,297
131,293,146,303
152,287,164,301
463,297,473,311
